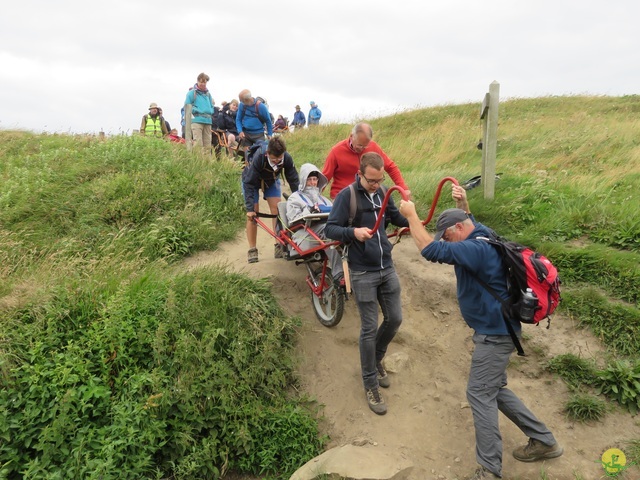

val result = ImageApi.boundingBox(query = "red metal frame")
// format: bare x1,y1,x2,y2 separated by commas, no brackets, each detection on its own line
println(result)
251,176,460,297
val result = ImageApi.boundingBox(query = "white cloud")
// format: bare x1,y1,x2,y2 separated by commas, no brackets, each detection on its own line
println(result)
1,0,639,134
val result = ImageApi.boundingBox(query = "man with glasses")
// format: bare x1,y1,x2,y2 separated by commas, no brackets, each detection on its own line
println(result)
322,122,410,199
242,136,299,264
325,152,409,415
398,186,563,480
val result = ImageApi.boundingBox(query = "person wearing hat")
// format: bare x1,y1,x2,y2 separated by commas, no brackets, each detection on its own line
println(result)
308,101,322,126
140,102,168,137
398,185,563,480
290,105,306,130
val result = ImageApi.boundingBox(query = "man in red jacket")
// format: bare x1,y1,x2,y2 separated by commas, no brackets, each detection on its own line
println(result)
322,123,410,199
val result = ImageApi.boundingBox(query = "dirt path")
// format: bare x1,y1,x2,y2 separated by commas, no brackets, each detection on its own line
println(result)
184,223,636,480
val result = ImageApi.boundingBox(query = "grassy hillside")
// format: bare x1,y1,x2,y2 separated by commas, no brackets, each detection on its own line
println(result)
1,95,639,478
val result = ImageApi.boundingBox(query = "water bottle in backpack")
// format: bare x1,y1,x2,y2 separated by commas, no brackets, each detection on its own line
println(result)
518,288,539,322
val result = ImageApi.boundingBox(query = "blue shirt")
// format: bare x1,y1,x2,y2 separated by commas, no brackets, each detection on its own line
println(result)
421,218,521,336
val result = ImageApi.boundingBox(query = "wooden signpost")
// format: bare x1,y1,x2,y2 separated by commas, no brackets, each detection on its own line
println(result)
480,81,499,199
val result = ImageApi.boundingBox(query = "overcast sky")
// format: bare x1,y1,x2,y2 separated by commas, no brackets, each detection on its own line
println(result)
1,1,638,134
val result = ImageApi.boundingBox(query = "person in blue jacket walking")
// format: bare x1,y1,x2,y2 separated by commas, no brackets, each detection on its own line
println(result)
236,89,274,148
184,72,215,155
308,101,322,126
291,105,306,130
399,186,563,480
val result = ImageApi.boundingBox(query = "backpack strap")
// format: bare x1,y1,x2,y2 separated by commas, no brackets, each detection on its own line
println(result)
348,184,357,227
255,99,265,124
465,266,526,356
348,183,388,227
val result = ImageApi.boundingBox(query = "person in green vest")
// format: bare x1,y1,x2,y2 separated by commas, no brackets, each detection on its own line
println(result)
140,103,168,137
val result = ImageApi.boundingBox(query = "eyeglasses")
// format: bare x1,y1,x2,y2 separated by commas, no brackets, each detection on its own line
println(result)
361,174,386,186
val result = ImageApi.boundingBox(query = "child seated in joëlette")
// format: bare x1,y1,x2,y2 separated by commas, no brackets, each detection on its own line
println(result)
285,163,343,281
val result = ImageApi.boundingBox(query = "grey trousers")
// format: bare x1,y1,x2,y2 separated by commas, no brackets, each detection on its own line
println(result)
466,333,556,478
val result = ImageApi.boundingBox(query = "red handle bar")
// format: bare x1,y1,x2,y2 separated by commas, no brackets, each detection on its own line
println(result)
371,177,460,237
420,176,460,226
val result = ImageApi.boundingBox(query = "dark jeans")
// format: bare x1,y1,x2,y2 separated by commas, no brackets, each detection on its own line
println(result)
350,267,403,390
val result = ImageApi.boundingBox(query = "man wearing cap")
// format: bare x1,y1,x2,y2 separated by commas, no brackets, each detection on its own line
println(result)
398,185,563,480
140,103,168,138
308,101,322,126
291,105,306,130
322,122,409,199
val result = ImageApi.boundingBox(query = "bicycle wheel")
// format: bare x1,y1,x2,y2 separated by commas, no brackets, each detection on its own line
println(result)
310,268,344,328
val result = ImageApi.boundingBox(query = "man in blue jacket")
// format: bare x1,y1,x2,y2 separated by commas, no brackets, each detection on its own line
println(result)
291,105,306,130
236,89,274,149
325,152,409,416
242,136,299,264
399,186,563,480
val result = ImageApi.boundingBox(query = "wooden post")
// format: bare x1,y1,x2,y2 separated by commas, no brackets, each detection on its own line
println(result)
480,81,499,200
184,104,193,151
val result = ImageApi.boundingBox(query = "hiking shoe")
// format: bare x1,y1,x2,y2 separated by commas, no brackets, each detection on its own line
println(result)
377,362,390,388
247,248,259,264
467,466,501,479
365,388,387,415
274,244,283,259
513,438,563,463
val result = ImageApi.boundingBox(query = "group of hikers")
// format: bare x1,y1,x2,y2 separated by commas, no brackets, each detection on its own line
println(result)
140,71,563,479
139,72,322,157
242,122,564,480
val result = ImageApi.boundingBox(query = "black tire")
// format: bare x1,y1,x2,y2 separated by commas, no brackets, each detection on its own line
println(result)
310,268,345,327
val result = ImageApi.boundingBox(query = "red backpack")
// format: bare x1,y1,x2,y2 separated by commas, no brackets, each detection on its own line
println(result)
471,235,562,356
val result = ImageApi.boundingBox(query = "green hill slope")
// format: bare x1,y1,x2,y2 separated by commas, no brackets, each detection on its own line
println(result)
1,94,638,477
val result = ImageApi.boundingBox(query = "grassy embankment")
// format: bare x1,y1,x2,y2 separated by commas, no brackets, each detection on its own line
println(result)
1,94,639,478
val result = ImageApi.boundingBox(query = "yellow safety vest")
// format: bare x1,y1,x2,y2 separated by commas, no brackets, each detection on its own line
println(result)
145,115,163,137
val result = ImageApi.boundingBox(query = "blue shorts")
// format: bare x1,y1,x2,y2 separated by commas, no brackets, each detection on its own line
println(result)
242,179,282,208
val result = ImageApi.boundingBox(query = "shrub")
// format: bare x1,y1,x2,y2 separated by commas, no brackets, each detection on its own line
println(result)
564,394,607,423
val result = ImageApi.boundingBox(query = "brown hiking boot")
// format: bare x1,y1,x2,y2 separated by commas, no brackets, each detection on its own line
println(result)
513,438,563,462
247,248,259,264
365,388,387,415
274,244,284,259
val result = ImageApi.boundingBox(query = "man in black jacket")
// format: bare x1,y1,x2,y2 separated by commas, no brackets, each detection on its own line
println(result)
325,152,409,415
242,136,299,264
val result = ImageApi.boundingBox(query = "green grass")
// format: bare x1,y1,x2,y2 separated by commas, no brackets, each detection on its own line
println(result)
564,394,607,423
2,94,640,477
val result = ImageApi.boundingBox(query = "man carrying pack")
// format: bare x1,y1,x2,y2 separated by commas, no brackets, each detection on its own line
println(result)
236,89,274,148
325,152,409,416
398,185,563,480
242,136,299,264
